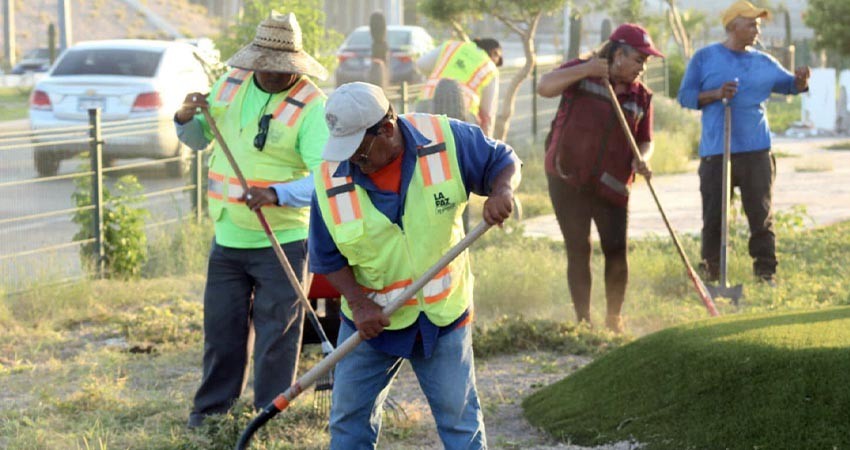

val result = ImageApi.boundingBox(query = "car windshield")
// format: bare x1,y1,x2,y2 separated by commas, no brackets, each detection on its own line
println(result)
52,48,164,77
23,48,50,59
345,29,413,48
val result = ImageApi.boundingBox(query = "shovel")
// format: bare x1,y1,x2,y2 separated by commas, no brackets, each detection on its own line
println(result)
706,99,743,304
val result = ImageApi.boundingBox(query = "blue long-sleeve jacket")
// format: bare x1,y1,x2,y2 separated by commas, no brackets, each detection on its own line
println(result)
677,43,800,157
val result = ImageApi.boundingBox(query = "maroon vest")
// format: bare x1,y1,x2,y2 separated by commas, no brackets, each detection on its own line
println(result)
545,78,647,207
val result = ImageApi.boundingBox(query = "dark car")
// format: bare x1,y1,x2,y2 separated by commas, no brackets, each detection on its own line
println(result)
11,48,55,74
334,25,434,87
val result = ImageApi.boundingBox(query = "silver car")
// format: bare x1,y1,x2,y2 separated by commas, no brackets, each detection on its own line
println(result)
29,39,214,177
334,25,435,87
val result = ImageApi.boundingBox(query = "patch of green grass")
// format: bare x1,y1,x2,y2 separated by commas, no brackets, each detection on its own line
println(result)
766,95,801,134
473,316,628,359
523,307,850,449
0,87,30,121
823,140,850,151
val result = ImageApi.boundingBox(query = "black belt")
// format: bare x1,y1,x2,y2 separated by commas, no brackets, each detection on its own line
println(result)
701,148,770,163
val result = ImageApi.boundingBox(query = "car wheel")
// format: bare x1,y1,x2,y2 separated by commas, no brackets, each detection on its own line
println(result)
34,149,61,177
166,143,190,178
432,78,466,122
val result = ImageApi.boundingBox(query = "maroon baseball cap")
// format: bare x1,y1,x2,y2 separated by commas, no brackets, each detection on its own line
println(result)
609,23,664,57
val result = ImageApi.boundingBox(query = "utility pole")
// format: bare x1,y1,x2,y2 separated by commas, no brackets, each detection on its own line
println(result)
384,0,403,25
3,0,15,69
58,0,72,50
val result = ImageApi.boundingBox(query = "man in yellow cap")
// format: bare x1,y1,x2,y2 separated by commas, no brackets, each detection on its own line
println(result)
173,12,329,427
677,0,810,286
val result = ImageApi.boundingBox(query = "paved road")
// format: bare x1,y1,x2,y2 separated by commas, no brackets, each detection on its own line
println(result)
0,119,197,289
523,136,850,241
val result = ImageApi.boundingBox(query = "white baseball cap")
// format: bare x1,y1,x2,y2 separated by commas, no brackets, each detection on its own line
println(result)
322,82,390,161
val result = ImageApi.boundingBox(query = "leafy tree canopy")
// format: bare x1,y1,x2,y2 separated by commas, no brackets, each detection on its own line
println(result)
804,0,850,57
215,0,342,71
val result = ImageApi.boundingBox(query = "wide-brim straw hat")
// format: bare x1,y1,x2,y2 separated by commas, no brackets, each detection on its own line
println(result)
227,12,329,80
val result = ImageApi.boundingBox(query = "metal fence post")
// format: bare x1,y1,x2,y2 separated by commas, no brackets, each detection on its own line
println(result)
195,149,203,224
88,108,105,278
400,81,408,114
531,63,539,142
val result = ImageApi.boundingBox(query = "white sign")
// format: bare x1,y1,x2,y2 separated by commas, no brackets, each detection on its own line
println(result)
801,68,836,131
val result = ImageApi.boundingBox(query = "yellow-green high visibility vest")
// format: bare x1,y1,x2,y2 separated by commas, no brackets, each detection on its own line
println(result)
420,41,497,116
206,70,325,236
314,113,472,330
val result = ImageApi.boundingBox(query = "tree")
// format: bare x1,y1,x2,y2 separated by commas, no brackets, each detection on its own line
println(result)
804,0,850,57
214,0,342,71
417,0,480,41
476,0,569,140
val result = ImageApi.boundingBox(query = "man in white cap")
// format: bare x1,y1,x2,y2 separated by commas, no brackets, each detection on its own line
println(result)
309,81,520,449
172,12,329,427
678,0,810,286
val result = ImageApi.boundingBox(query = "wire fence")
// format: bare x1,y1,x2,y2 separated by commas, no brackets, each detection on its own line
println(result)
0,58,667,293
0,109,205,293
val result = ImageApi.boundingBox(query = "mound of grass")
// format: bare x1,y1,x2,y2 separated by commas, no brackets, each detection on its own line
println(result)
523,307,850,449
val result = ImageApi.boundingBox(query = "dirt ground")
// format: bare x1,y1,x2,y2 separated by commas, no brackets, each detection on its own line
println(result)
379,351,643,450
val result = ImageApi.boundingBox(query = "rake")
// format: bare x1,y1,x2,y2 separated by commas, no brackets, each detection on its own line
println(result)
198,105,337,395
235,221,493,450
603,82,719,317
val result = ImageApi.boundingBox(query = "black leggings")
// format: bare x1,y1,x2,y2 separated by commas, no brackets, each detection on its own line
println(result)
547,174,629,322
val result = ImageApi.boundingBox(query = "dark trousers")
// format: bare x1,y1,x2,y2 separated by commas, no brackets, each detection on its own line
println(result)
699,150,777,278
547,175,629,322
190,238,306,421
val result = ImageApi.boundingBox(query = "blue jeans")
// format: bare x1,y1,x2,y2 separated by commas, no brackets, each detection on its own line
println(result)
329,321,487,450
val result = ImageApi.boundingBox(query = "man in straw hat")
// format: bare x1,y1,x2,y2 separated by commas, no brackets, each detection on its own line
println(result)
309,81,520,449
173,11,329,427
678,0,810,286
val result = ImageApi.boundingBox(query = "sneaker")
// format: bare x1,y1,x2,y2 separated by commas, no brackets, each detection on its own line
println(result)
758,274,776,287
605,314,625,334
698,261,720,283
187,413,207,429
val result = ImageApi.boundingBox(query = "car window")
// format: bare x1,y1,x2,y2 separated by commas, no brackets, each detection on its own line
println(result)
344,29,413,48
52,49,164,77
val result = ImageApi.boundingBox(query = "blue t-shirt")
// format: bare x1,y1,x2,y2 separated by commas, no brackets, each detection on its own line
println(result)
309,116,519,358
677,43,800,157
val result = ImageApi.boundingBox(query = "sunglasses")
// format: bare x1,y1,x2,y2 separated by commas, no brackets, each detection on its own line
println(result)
351,133,378,164
254,114,273,151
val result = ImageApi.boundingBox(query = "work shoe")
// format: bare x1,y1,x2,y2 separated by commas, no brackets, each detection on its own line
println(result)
605,314,625,334
698,261,719,283
757,273,776,288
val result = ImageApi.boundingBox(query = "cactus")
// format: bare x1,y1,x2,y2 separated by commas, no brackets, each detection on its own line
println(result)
567,12,582,60
368,11,388,88
600,18,612,43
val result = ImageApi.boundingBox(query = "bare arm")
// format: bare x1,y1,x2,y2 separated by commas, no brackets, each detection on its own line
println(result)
697,81,738,107
537,57,608,98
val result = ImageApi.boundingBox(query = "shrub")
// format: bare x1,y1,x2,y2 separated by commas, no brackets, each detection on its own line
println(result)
72,173,149,279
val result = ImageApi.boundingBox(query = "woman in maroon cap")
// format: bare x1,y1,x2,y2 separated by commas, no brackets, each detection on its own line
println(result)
538,23,663,333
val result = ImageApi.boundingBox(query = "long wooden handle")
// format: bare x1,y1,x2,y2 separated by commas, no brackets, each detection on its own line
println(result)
199,106,334,346
603,83,719,317
235,221,492,450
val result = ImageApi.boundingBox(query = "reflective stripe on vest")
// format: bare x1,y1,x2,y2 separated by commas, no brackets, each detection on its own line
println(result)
404,113,452,186
207,170,280,204
270,79,322,127
215,69,251,103
321,161,363,225
365,266,453,307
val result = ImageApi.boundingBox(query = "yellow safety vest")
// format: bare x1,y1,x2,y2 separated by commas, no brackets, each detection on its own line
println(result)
206,69,325,236
420,41,497,116
314,113,472,330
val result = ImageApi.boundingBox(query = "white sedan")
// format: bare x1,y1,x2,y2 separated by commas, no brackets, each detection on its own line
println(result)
29,39,214,177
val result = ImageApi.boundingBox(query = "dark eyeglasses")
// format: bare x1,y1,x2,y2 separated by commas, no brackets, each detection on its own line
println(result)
351,132,379,164
254,114,273,151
